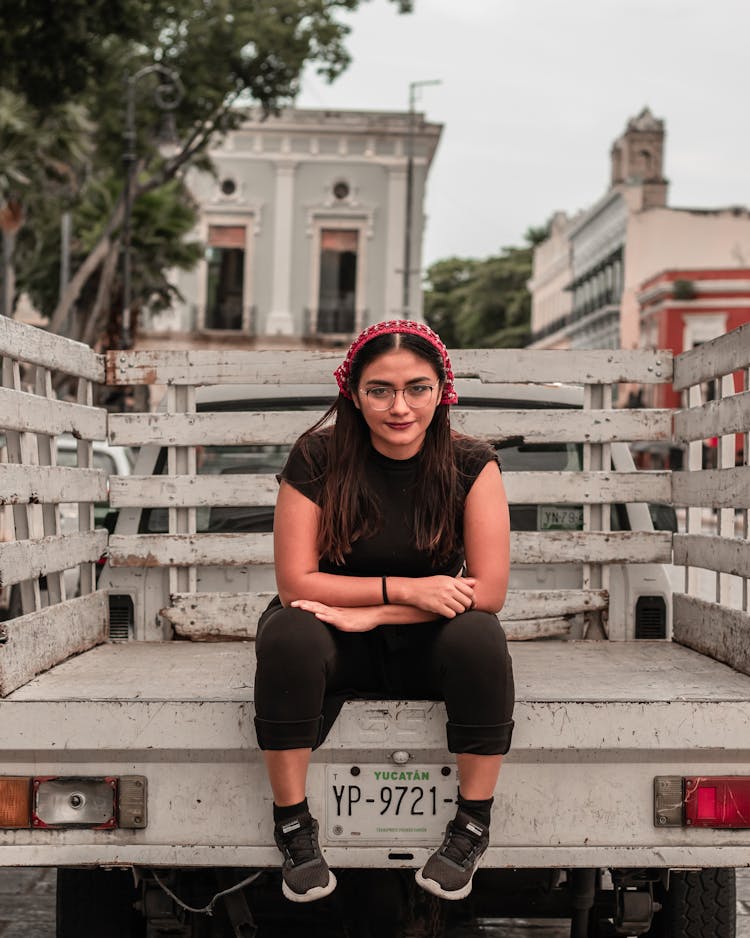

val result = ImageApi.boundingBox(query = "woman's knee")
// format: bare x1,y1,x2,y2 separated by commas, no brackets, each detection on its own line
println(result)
256,606,335,670
435,610,510,666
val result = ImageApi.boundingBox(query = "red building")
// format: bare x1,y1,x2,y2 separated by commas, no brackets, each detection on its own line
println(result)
638,268,750,466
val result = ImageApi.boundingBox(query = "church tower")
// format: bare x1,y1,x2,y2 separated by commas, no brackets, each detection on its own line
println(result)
610,107,668,209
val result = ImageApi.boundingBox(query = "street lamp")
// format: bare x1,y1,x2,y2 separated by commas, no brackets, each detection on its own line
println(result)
402,79,441,318
120,64,183,350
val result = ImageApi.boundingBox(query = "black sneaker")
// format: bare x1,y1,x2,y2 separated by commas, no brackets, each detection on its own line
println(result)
274,813,337,903
415,810,489,900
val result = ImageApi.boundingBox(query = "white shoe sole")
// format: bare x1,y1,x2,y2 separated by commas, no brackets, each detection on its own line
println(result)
282,870,337,903
415,854,484,901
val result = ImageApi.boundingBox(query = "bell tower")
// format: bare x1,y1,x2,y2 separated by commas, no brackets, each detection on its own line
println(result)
610,107,668,208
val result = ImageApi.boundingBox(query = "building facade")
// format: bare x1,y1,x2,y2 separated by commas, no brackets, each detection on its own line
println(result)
141,108,442,348
529,108,750,361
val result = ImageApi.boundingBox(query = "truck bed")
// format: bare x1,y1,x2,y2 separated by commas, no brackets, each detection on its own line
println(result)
3,640,750,869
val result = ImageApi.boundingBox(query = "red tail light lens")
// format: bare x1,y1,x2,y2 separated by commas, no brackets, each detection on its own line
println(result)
685,776,750,828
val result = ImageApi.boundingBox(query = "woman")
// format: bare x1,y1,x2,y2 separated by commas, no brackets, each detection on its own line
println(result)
254,320,514,903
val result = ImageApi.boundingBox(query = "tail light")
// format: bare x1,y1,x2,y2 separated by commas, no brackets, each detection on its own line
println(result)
655,776,750,828
0,776,146,829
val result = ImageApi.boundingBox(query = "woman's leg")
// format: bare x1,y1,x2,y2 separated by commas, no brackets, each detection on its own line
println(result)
262,748,312,807
254,605,381,902
455,752,503,800
415,610,515,900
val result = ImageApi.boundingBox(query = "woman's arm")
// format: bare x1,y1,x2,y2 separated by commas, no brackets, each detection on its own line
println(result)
462,460,511,613
274,481,475,616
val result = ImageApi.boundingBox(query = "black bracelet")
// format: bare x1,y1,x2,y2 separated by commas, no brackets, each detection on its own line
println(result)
381,575,390,605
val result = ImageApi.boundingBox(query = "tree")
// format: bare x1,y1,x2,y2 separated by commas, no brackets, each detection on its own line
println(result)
424,224,550,348
0,88,92,318
0,0,412,344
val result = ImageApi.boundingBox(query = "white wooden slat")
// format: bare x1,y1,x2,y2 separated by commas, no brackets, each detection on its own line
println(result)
673,390,750,443
673,593,750,677
673,534,750,578
163,589,605,641
107,347,673,386
110,471,670,509
2,358,41,614
683,385,703,599
672,466,750,508
504,618,572,640
0,386,106,440
0,530,108,587
167,385,197,597
0,317,104,382
718,374,736,605
513,531,671,564
452,408,672,443
0,591,108,697
109,530,670,567
76,377,96,596
108,408,672,447
673,320,750,390
109,533,273,566
35,366,65,605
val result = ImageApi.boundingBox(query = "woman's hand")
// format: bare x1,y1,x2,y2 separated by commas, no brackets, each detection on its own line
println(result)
290,600,381,632
398,575,476,618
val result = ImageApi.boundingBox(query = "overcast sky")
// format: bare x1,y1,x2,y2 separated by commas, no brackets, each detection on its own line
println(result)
297,0,750,267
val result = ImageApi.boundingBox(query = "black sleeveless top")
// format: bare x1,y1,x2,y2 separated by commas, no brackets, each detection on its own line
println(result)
279,432,500,579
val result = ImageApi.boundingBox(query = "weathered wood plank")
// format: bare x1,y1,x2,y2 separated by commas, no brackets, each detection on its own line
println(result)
0,387,107,440
0,531,108,587
512,531,672,564
504,618,572,640
673,593,750,677
451,409,672,443
0,465,107,505
673,390,750,442
108,408,672,447
673,321,750,390
110,531,670,567
0,317,104,382
673,534,750,578
111,471,670,508
0,591,108,696
450,349,673,384
109,533,273,566
163,587,609,640
107,347,673,386
672,466,750,508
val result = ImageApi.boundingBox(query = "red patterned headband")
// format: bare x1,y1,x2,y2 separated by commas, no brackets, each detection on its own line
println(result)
333,320,458,405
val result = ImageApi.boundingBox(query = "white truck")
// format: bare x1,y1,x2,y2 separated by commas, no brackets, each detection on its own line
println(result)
0,314,749,938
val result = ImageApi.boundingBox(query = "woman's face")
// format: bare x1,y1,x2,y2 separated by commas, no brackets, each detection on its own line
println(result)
353,347,442,459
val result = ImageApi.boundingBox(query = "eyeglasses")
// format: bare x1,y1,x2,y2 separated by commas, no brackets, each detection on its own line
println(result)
360,385,435,411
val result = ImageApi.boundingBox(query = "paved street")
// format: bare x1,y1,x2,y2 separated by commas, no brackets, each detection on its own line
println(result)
1,867,749,936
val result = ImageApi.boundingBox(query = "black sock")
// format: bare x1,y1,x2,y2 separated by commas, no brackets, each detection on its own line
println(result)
273,798,309,825
457,790,493,828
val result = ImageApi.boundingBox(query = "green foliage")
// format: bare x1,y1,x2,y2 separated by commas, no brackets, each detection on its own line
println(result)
424,239,540,349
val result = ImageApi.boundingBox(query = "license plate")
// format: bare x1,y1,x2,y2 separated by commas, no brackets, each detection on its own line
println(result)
325,764,456,843
538,504,583,531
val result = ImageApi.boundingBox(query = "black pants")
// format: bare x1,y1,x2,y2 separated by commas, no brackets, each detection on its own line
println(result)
253,599,515,755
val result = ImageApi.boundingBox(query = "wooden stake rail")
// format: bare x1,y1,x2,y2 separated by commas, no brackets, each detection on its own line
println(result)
0,327,108,696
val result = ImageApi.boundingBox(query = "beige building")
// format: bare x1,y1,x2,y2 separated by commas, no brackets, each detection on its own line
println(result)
528,108,750,351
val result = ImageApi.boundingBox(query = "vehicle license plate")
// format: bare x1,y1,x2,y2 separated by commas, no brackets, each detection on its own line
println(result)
538,504,583,531
324,764,457,843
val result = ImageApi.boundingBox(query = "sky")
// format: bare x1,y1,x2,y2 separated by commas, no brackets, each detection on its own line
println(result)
297,0,750,267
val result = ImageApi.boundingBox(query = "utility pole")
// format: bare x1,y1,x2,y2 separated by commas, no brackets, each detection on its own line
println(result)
402,79,441,319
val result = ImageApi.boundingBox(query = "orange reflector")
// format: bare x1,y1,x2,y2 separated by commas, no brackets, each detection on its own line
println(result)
0,777,32,828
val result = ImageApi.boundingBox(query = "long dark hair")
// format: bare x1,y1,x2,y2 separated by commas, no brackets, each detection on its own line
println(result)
296,331,461,565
